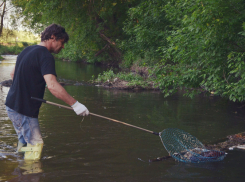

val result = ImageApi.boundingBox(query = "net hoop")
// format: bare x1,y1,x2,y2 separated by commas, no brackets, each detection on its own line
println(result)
159,128,226,163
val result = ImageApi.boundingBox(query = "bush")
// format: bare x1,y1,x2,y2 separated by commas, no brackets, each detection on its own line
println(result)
0,44,24,55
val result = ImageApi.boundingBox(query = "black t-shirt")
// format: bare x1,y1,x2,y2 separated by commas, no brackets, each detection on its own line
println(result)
5,45,57,118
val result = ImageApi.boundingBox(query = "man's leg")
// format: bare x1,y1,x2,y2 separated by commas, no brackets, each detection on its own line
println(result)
21,116,43,160
6,106,44,160
6,106,27,151
17,140,27,152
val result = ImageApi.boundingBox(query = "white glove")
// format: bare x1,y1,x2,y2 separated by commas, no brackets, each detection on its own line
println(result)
71,101,89,116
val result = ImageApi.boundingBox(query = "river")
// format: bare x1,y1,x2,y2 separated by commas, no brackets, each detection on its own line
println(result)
1,56,245,181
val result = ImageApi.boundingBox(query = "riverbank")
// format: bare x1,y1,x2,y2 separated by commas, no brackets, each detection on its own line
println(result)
0,42,35,58
93,76,160,91
90,66,161,91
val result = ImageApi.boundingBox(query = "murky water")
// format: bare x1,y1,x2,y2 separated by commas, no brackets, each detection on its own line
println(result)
1,56,245,181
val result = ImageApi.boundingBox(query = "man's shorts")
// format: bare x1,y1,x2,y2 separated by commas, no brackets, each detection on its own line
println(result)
6,106,43,145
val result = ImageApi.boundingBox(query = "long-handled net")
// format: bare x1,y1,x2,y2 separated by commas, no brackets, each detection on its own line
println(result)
31,97,226,163
160,128,226,163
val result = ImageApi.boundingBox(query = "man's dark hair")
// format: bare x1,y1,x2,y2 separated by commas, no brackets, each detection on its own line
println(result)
41,24,69,43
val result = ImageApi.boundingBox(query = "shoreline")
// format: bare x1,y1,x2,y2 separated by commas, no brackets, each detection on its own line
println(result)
93,78,160,91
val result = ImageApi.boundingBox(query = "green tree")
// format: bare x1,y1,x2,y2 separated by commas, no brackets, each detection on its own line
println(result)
121,0,169,67
154,0,245,101
11,0,140,63
10,0,245,102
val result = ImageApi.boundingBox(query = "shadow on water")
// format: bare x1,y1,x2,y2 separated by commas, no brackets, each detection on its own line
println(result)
1,59,245,181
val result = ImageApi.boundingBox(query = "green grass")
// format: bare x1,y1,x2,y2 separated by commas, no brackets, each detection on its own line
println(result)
91,69,156,89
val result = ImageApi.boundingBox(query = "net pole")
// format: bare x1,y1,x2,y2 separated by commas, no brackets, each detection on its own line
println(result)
31,97,159,135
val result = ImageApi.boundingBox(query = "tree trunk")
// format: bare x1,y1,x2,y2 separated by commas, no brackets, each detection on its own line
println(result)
99,31,122,61
95,44,109,57
0,1,6,36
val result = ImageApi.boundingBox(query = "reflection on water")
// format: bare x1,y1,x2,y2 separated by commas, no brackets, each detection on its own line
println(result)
0,61,15,83
19,160,43,175
7,160,42,182
1,57,245,181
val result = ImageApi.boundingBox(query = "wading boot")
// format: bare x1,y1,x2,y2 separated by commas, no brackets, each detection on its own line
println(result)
20,143,43,160
17,141,26,153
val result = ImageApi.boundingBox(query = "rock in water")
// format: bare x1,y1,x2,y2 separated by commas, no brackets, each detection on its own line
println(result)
0,79,12,87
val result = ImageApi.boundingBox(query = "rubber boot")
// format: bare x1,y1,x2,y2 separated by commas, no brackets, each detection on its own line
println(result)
17,141,26,153
20,143,43,160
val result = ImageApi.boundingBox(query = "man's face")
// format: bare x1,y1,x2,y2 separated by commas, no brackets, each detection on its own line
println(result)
51,38,65,54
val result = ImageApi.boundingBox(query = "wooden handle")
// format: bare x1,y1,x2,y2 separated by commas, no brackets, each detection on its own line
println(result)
31,97,159,135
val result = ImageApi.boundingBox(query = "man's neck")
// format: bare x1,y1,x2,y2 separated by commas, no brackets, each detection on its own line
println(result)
38,40,52,52
38,42,46,47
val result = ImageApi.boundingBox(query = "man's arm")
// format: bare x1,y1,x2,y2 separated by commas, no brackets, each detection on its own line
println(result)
10,67,15,80
43,74,89,116
43,74,76,106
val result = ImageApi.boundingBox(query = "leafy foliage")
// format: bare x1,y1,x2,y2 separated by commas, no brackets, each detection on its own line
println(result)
11,0,141,63
9,0,245,102
0,27,38,55
0,28,39,43
154,0,245,101
96,70,116,83
93,69,152,88
121,0,169,67
0,44,24,55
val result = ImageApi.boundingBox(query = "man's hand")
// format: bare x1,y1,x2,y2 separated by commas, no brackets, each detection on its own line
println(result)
10,67,15,80
72,101,89,116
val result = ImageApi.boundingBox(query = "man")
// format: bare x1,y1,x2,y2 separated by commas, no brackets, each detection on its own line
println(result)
5,24,89,160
